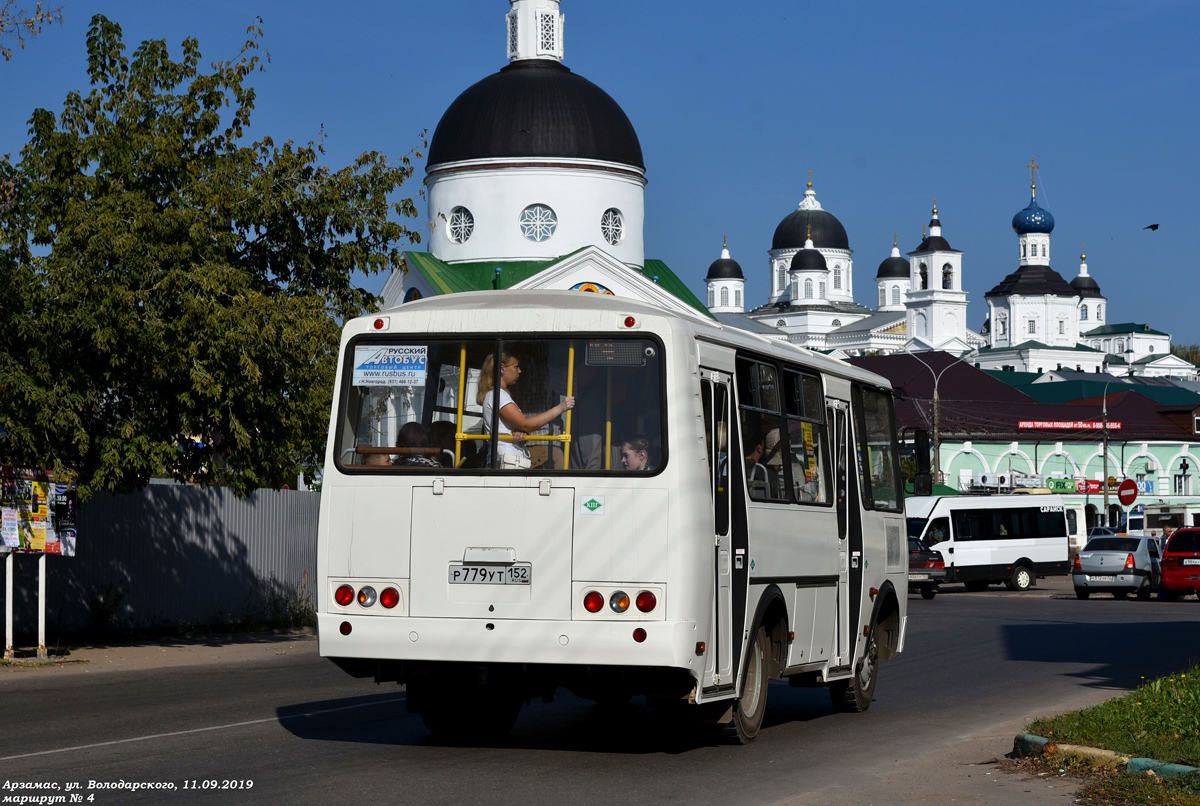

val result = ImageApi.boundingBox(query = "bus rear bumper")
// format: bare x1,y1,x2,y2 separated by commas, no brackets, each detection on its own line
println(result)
317,613,702,671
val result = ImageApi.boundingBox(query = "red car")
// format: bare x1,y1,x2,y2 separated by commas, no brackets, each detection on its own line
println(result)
1160,528,1200,601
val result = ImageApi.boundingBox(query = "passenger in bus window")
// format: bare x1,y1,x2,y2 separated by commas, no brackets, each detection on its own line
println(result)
619,436,652,471
395,423,441,468
428,420,458,468
478,352,575,466
362,452,393,467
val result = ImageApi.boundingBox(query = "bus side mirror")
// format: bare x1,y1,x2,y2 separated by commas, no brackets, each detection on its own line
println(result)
914,429,931,475
914,474,933,496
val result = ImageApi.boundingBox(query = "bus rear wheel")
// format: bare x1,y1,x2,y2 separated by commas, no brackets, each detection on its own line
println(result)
412,680,522,740
1007,565,1033,591
719,626,769,744
830,628,878,713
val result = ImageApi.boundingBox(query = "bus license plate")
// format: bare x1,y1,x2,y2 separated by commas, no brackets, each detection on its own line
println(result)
1089,575,1115,582
1184,559,1200,566
448,563,532,585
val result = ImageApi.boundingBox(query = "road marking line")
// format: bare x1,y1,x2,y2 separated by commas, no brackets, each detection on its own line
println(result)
0,695,407,762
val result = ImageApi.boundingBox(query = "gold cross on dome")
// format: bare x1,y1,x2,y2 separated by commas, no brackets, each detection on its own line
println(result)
1028,157,1039,195
807,169,812,189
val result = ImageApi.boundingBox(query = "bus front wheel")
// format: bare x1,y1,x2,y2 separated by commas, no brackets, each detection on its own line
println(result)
830,628,878,713
719,626,769,744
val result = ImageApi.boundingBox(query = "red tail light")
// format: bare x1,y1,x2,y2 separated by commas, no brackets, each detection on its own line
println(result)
926,559,944,570
380,587,400,609
584,591,604,613
1073,554,1081,570
636,591,657,612
334,585,355,606
1125,553,1135,571
1162,555,1179,568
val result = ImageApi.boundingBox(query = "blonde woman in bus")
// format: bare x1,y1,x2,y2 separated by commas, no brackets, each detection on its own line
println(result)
619,435,652,471
478,352,575,468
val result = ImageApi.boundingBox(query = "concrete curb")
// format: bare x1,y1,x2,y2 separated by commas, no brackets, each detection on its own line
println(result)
1013,733,1200,780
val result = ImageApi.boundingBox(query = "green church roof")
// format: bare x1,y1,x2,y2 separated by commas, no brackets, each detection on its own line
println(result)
402,251,713,319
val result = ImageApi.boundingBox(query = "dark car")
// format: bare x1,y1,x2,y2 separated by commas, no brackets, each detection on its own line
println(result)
1160,528,1200,601
908,537,946,600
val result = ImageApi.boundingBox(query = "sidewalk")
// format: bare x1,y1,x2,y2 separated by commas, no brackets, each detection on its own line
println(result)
0,627,318,675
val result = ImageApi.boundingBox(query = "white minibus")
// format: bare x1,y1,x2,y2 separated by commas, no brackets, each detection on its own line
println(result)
317,291,909,743
906,494,1072,591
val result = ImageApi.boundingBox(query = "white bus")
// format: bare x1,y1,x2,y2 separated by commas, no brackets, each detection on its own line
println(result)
317,291,909,743
906,494,1073,591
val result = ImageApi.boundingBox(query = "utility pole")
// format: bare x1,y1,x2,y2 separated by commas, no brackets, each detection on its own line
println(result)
905,349,951,486
1102,383,1111,527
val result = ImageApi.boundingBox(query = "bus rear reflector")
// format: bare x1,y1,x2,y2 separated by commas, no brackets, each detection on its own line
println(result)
584,591,604,613
635,591,657,612
633,628,647,643
335,585,355,606
380,587,400,609
339,622,352,635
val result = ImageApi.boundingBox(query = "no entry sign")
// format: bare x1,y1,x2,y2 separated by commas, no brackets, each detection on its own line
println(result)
1117,478,1138,507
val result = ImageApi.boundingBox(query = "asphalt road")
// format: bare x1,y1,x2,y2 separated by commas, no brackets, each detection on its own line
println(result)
2,577,1198,805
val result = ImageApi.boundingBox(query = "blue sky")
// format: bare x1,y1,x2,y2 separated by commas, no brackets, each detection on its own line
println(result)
4,0,1198,344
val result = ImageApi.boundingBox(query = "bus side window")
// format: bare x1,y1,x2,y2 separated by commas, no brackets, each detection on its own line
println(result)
1065,509,1078,535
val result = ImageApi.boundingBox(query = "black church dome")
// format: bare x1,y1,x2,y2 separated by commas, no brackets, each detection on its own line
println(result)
428,60,644,170
772,208,850,251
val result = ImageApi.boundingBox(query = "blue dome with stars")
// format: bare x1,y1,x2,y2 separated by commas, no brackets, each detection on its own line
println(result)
1012,197,1055,234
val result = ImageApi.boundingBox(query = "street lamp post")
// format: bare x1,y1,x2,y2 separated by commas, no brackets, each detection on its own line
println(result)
903,350,955,485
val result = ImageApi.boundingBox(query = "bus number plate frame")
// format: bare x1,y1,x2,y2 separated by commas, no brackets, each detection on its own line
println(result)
448,563,532,585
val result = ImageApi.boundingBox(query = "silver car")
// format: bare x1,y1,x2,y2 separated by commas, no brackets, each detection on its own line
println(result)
1073,535,1162,600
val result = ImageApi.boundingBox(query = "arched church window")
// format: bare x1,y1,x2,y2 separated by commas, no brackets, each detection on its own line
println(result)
804,279,813,299
708,288,714,308
1080,304,1088,321
735,290,742,308
879,286,886,307
831,319,842,327
1058,320,1065,335
891,286,900,306
1097,304,1104,319
833,267,842,289
1041,243,1047,257
519,204,557,242
819,281,826,298
1114,339,1123,354
1021,243,1026,258
942,264,953,289
600,208,624,245
1028,319,1037,335
998,317,1007,336
448,206,474,244
777,265,785,292
720,287,729,307
919,263,928,290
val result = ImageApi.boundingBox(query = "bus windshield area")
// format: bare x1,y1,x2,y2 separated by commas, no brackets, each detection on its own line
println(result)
337,337,664,473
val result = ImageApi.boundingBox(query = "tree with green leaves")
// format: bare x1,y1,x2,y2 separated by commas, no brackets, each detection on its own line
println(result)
0,15,421,496
1170,343,1200,366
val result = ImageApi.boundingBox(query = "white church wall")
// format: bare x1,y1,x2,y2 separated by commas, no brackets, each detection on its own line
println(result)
427,160,646,267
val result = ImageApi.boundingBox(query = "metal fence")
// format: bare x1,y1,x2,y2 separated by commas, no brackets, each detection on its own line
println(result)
1,483,320,635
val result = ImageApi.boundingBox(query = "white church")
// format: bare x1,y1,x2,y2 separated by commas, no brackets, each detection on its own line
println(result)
382,0,1194,381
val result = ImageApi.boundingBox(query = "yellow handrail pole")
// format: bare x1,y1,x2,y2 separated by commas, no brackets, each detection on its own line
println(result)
604,366,613,470
564,343,575,468
455,342,467,466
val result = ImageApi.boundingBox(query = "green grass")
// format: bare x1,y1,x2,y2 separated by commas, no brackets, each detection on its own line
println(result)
1028,664,1200,767
1075,772,1200,806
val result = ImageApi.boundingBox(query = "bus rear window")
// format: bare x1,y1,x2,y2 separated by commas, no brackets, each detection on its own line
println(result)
336,337,664,473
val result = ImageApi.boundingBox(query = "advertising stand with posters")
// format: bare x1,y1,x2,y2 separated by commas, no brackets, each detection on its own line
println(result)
2,467,78,660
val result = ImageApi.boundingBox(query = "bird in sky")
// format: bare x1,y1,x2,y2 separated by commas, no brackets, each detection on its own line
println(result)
1144,224,1160,230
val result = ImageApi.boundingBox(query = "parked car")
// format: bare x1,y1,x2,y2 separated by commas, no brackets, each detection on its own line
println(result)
908,537,946,600
1087,526,1119,539
1072,535,1161,600
1160,528,1200,601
